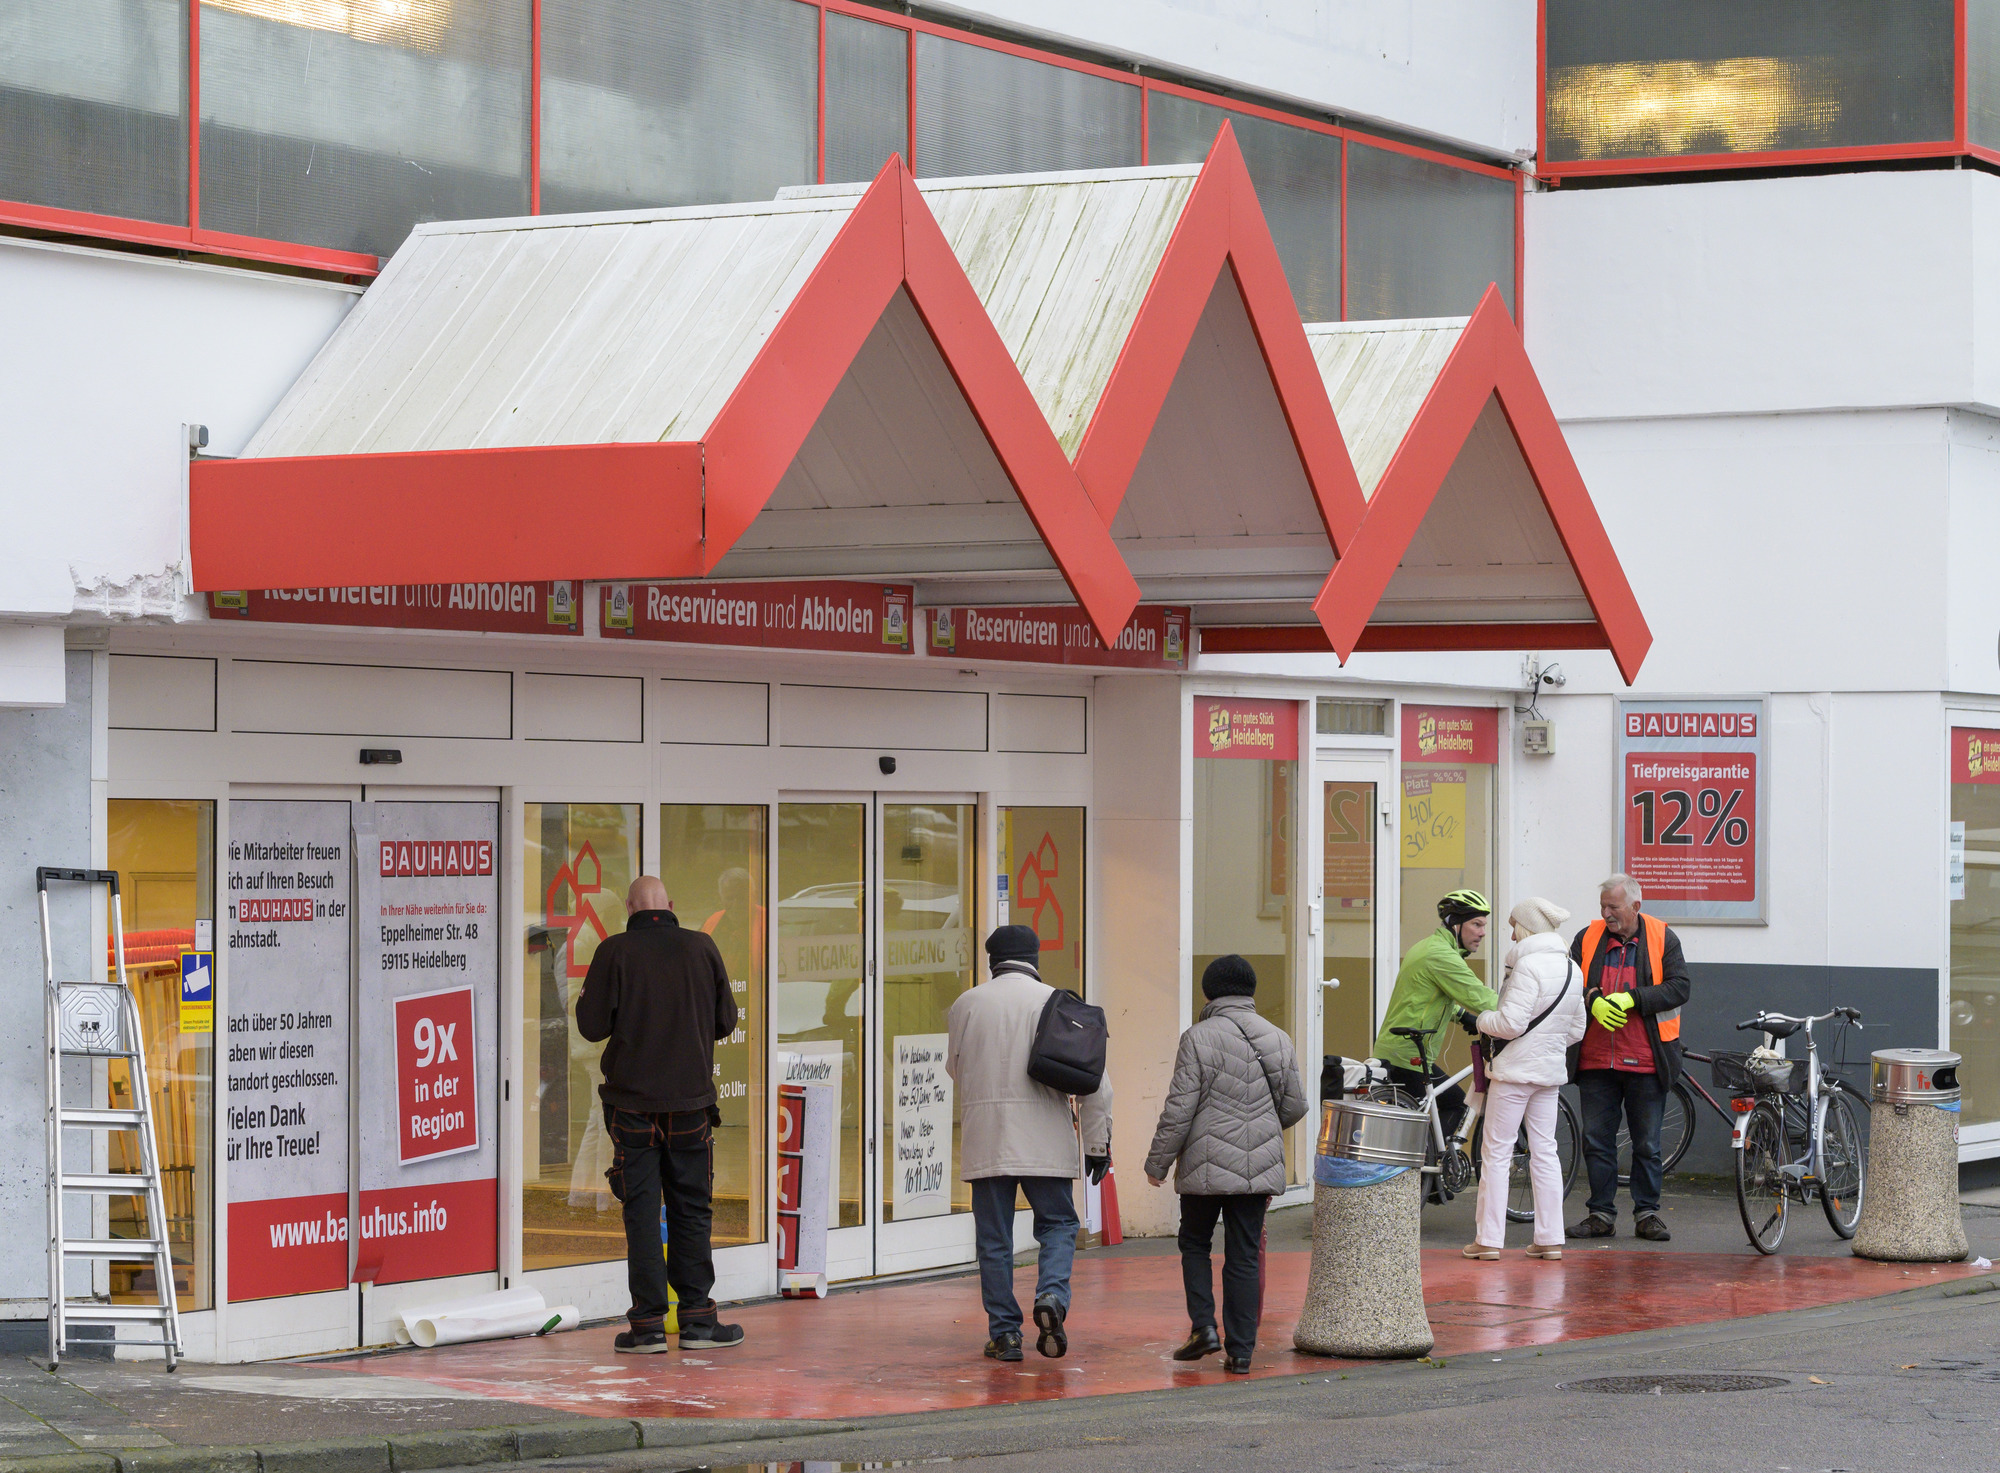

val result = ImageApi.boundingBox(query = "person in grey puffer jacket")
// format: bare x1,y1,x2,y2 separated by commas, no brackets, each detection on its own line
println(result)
1144,955,1307,1373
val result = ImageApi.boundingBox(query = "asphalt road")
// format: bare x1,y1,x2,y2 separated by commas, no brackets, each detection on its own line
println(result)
526,1276,2000,1473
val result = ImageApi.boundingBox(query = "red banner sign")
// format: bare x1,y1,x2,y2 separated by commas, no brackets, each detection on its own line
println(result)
210,583,581,635
600,581,912,654
1401,705,1499,764
354,1177,497,1286
1954,728,2000,785
1194,697,1299,760
227,1191,348,1302
379,839,494,878
394,986,479,1165
925,605,1189,670
1622,752,1758,904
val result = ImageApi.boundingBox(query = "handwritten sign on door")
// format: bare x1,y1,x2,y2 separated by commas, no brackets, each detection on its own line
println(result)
892,1033,953,1220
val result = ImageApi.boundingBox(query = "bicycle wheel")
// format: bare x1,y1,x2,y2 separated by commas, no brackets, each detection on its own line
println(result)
1505,1093,1582,1223
1616,1080,1693,1184
1816,1083,1866,1239
1736,1099,1789,1254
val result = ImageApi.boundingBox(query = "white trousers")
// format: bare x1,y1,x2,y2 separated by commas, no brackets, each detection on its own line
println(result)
1474,1079,1565,1248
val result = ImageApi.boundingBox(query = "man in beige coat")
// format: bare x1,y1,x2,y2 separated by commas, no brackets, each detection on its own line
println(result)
946,925,1113,1363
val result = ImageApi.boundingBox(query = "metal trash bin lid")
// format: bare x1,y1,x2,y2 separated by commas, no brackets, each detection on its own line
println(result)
1318,1097,1429,1168
1870,1048,1961,1105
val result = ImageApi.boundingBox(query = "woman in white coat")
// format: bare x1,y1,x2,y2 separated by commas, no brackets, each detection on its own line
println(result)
1464,898,1588,1259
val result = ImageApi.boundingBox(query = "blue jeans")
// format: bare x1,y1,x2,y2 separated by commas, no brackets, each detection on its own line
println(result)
1579,1069,1665,1217
970,1176,1078,1339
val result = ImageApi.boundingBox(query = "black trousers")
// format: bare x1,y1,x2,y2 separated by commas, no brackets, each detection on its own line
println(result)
1178,1193,1268,1360
605,1105,717,1333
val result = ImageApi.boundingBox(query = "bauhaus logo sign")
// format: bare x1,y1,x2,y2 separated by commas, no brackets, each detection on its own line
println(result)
379,840,493,878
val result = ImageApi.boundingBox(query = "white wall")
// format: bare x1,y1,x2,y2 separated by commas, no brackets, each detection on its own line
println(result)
0,240,357,620
1526,170,2000,423
940,0,1534,158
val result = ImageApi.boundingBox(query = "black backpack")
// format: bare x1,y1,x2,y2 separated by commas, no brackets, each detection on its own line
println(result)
1027,988,1108,1095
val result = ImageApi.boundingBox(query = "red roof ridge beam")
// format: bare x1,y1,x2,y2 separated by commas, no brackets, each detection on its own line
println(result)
702,159,1140,645
1307,285,1653,684
1071,122,1367,555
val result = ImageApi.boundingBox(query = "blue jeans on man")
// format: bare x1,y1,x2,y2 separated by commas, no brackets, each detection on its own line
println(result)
970,1176,1078,1338
1579,1069,1665,1217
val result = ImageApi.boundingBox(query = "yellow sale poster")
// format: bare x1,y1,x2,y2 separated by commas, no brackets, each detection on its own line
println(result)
1402,771,1466,869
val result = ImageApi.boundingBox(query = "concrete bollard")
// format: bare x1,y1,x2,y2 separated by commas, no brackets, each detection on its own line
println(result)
1294,1099,1433,1359
1853,1048,1968,1264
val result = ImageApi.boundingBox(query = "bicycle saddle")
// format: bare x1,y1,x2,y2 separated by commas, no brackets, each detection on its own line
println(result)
1743,1016,1803,1039
1389,1026,1437,1041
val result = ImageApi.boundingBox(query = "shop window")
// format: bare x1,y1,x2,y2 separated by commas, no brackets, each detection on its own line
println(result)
540,0,817,215
1399,707,1498,1079
0,1,187,226
913,31,1139,178
1147,93,1342,323
1346,143,1514,322
1951,728,2000,1128
1192,698,1301,1040
198,0,531,258
1545,0,1954,164
1316,698,1389,737
105,799,214,1312
880,803,976,1222
1974,2,2000,151
826,9,908,185
660,805,768,1247
1001,808,1084,997
521,802,640,1272
775,802,867,1229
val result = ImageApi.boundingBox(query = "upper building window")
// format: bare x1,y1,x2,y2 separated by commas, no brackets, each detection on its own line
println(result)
1545,0,1955,165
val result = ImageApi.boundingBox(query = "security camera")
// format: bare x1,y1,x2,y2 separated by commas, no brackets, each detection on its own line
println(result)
878,755,897,775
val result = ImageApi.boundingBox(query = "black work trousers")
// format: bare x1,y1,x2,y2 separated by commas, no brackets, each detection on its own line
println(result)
605,1105,717,1333
1178,1193,1269,1360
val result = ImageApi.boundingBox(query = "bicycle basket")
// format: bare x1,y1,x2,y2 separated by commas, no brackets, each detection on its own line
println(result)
1711,1050,1805,1097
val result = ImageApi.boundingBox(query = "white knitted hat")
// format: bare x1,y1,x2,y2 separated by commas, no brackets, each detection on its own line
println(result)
1509,897,1571,935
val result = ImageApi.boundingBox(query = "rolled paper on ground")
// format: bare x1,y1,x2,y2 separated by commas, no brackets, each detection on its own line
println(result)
396,1287,548,1346
412,1300,579,1348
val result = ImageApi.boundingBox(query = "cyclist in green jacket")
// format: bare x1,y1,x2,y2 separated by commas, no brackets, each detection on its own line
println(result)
1370,890,1500,1137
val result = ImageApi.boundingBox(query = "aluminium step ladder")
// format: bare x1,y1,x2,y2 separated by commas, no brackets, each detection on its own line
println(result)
40,867,182,1370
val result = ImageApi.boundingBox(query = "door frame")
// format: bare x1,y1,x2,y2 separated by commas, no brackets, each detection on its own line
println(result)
1305,747,1400,1111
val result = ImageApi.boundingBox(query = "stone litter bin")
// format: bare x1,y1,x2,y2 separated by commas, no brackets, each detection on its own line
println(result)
1293,1097,1434,1358
1853,1048,1968,1263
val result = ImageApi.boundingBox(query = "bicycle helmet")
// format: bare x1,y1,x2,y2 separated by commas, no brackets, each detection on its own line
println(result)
1436,889,1491,927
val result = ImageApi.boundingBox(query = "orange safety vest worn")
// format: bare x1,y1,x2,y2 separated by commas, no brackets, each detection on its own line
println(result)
1580,913,1679,1042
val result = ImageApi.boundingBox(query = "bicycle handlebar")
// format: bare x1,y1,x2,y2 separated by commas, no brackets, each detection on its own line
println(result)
1735,1007,1864,1032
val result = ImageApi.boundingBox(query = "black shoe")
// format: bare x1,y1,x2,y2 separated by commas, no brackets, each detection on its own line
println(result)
613,1328,671,1354
1567,1212,1616,1239
1634,1212,1672,1242
984,1330,1024,1362
1224,1354,1253,1374
1172,1325,1223,1362
678,1319,745,1350
1032,1296,1068,1359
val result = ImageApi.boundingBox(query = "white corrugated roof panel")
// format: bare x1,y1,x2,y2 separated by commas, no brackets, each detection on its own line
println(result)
244,195,857,458
1305,317,1466,499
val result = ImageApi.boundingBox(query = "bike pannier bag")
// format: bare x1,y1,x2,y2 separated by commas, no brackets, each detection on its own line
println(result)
1028,989,1108,1095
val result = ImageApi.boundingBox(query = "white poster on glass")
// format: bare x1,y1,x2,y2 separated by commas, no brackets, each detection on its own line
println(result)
891,1032,952,1220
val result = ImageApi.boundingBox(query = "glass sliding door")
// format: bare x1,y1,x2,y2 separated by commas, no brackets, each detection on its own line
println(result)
661,804,769,1246
520,802,641,1271
775,802,868,1233
999,807,1084,994
1319,774,1381,1064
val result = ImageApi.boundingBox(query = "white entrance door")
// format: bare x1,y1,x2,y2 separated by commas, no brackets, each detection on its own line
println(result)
1312,754,1398,1069
775,795,979,1282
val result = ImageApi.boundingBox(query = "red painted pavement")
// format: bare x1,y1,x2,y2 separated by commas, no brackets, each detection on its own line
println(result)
328,1250,1988,1419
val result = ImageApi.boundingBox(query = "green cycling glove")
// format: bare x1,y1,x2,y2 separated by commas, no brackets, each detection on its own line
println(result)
1590,995,1629,1031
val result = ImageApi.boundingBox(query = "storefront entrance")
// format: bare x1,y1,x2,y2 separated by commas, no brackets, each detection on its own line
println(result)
1317,757,1394,1065
776,795,979,1281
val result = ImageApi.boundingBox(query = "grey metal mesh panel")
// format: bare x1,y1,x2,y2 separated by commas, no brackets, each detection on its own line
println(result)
1546,0,1955,163
1147,91,1340,322
541,0,817,215
1974,2,2000,150
0,0,187,226
825,10,908,184
914,32,1139,177
198,1,529,259
1346,144,1514,322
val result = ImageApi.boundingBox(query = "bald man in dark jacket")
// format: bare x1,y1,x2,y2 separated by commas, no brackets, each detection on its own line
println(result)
577,875,741,1352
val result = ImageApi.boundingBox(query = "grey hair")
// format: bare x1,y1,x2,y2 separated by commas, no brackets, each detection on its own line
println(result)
1600,874,1642,903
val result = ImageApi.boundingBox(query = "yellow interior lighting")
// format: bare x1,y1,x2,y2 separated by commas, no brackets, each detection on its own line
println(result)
204,0,452,53
1548,56,1842,159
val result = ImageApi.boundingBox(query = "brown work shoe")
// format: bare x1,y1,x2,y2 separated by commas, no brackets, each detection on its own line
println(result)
1525,1242,1563,1260
1634,1212,1672,1242
1567,1212,1615,1239
1460,1242,1499,1260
